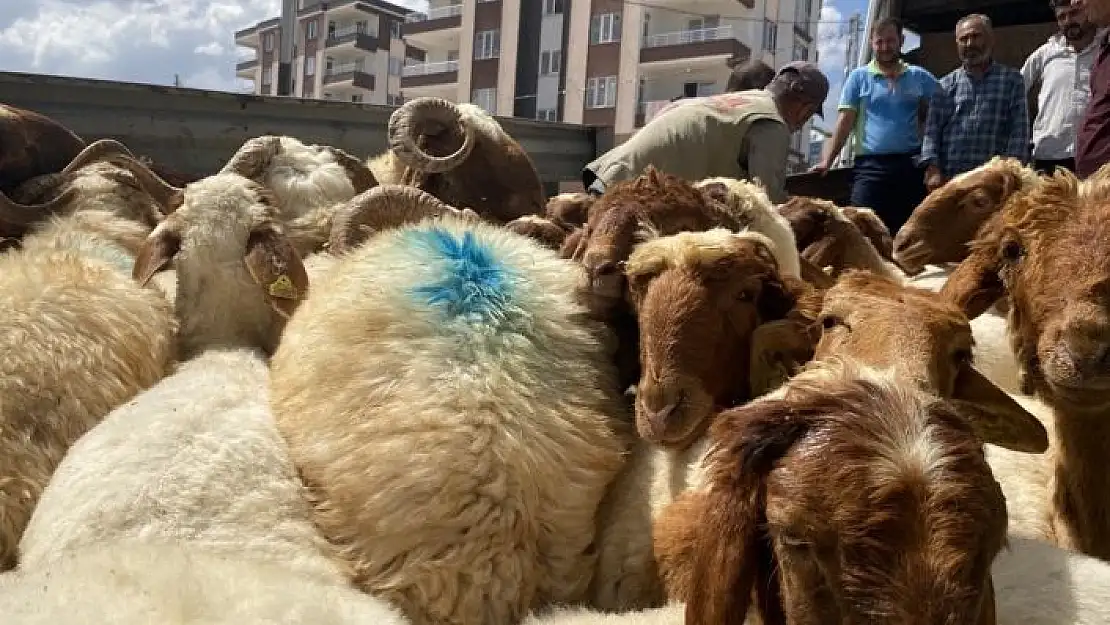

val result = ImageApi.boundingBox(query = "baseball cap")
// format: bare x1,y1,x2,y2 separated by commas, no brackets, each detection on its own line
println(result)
776,61,829,118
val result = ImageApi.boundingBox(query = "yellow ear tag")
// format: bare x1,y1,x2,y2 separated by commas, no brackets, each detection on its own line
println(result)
268,274,297,299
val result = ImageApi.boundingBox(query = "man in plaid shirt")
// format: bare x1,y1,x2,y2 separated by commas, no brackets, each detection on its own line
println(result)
921,13,1031,191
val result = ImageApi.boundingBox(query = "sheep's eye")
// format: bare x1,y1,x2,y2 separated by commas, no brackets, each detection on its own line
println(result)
953,348,973,365
1001,239,1024,262
820,314,845,330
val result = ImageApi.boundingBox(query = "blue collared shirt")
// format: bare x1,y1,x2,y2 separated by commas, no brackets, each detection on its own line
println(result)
921,61,1031,177
838,60,939,156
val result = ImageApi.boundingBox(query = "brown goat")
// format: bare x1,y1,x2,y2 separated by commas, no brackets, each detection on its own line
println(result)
385,97,546,223
624,228,795,447
505,214,570,250
841,206,894,261
777,196,902,280
0,104,85,196
940,164,1110,559
654,270,1048,625
546,192,595,229
892,157,1039,275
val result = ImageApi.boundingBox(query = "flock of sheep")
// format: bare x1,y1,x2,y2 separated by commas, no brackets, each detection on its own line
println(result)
0,96,1109,625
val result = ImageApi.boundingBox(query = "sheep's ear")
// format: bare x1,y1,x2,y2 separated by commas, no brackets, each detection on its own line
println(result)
686,401,804,625
244,224,309,320
756,275,797,322
950,363,1049,454
939,215,1006,319
133,226,181,287
749,319,815,397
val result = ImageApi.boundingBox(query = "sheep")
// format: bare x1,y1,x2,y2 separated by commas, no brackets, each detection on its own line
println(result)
694,175,802,279
268,186,628,625
940,165,1110,561
0,103,85,196
325,184,481,255
546,191,595,229
506,214,572,250
589,228,797,611
16,172,343,585
0,540,411,625
892,156,1039,275
777,195,904,281
0,189,178,570
523,604,684,624
841,205,895,261
374,96,546,222
649,270,1048,624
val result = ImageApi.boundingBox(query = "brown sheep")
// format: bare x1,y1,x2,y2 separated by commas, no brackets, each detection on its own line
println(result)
505,214,571,251
940,164,1110,560
777,196,902,280
892,156,1039,275
624,228,796,447
546,192,595,229
0,104,85,196
653,270,1048,624
379,97,546,223
841,206,894,261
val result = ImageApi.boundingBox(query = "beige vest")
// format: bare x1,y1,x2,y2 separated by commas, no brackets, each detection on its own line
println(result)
586,89,786,186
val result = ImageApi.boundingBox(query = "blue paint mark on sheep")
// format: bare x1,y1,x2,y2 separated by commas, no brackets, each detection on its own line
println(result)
407,226,512,321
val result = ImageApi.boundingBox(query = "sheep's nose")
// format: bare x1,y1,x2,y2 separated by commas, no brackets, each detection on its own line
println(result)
636,384,684,439
594,261,619,276
1045,320,1110,391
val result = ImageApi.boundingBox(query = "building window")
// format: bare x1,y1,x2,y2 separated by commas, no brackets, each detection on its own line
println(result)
762,20,778,52
539,49,561,75
389,57,402,75
793,41,809,61
388,94,405,106
795,0,814,30
589,13,621,45
303,83,314,97
304,56,316,76
390,21,401,39
536,108,558,122
306,20,317,40
352,94,363,103
262,67,273,85
471,88,497,114
544,0,563,15
585,76,617,109
263,32,275,51
474,29,500,60
447,49,459,62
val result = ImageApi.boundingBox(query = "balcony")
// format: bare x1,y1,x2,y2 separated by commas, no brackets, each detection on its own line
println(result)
323,61,375,90
639,26,749,67
325,24,377,50
635,99,673,127
403,4,463,38
236,58,259,79
400,60,459,88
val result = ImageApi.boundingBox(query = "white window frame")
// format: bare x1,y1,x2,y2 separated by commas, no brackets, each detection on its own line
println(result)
590,13,621,45
585,76,617,109
474,29,500,60
472,87,497,114
762,19,778,51
792,40,809,61
306,21,317,40
389,56,402,75
263,32,275,51
304,56,316,76
539,49,561,75
544,0,563,15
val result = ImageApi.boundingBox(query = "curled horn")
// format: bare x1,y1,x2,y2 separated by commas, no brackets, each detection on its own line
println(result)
328,184,478,253
387,97,476,174
100,154,183,212
61,139,137,174
0,186,80,232
322,145,379,194
220,136,284,180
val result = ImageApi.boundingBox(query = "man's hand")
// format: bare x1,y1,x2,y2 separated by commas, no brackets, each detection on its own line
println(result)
810,157,832,175
924,165,945,192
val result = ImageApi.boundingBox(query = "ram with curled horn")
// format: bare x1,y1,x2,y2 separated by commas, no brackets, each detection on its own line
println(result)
328,184,480,254
367,96,546,224
0,104,86,195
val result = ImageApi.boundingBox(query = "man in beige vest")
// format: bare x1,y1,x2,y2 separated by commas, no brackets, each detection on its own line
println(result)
582,61,828,203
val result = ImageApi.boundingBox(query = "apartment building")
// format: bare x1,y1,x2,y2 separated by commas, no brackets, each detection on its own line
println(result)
235,0,418,105
400,0,821,170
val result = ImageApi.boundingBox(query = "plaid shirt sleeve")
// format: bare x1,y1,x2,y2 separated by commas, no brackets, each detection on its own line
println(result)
1004,70,1031,161
921,75,952,166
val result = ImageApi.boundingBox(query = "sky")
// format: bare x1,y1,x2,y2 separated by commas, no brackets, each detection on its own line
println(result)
0,0,896,126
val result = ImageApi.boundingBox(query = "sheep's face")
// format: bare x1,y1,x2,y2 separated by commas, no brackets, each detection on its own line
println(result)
504,215,568,251
625,230,794,447
545,192,594,229
777,196,836,250
841,206,894,262
981,174,1110,408
893,162,1028,275
665,365,1008,625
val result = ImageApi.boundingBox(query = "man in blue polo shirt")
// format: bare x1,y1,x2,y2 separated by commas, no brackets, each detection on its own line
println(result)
813,17,939,234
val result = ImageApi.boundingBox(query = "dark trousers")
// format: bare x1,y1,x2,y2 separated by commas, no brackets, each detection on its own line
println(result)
1033,157,1075,176
849,153,927,236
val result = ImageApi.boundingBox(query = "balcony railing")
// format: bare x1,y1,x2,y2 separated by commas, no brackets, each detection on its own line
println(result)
401,60,459,77
643,25,734,48
327,61,365,76
330,23,377,39
405,4,463,22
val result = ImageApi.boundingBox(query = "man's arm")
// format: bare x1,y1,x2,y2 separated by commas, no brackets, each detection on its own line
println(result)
921,78,953,189
1020,48,1044,128
814,70,861,172
917,69,941,137
1005,71,1032,162
746,120,791,204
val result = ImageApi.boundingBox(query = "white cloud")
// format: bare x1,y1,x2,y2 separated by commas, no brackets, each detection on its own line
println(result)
0,0,425,92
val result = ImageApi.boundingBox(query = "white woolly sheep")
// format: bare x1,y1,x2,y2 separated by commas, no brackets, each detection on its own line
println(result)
269,185,629,625
0,540,410,625
694,175,801,279
0,197,177,570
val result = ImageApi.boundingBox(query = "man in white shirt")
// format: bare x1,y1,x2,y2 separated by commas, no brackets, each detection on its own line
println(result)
1022,0,1105,174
